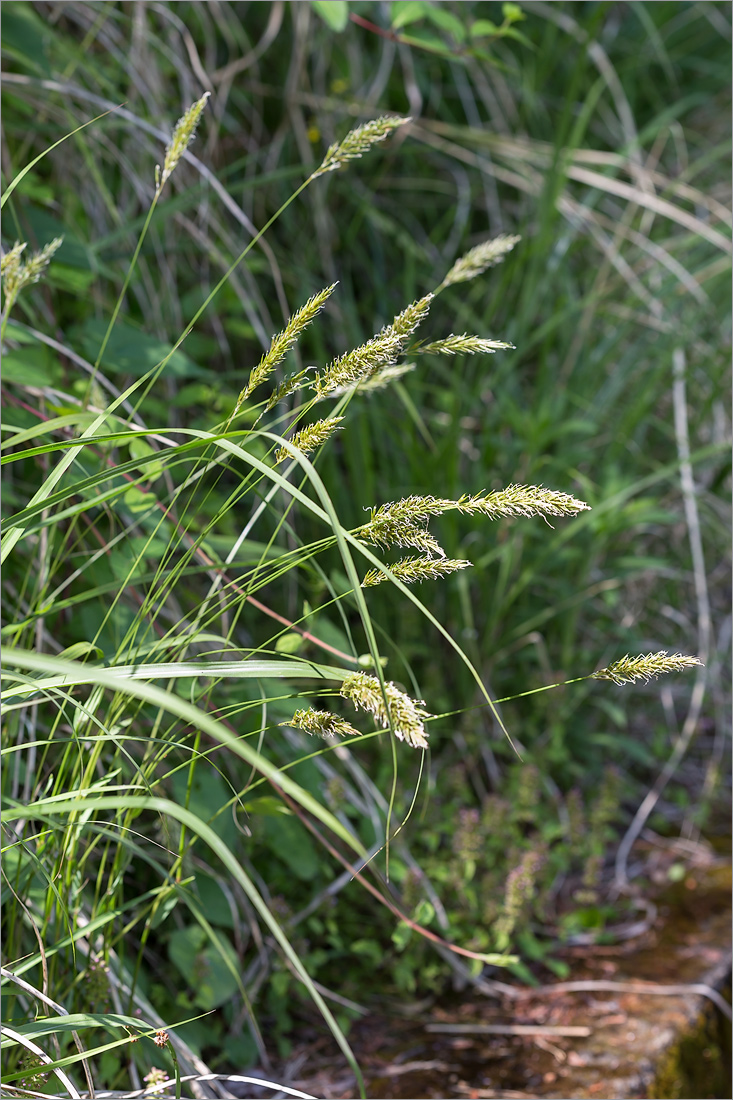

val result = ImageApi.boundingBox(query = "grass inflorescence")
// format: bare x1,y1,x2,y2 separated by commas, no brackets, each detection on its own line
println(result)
1,4,726,1096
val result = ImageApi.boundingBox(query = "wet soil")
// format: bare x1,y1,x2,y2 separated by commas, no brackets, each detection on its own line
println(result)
279,844,731,1100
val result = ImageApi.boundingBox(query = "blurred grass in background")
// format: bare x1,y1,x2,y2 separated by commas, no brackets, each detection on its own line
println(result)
2,0,730,1089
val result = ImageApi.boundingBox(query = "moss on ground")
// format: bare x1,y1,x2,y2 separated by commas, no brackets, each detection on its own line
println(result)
649,984,732,1100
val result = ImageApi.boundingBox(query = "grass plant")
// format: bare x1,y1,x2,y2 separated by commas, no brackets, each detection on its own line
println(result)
1,2,729,1096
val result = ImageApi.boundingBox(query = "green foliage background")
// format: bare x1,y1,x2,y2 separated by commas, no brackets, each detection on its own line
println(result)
1,0,730,1092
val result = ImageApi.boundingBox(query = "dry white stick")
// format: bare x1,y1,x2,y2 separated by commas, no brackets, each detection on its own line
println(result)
517,979,730,1021
0,969,94,1098
0,1027,81,1099
614,348,711,888
426,1023,591,1037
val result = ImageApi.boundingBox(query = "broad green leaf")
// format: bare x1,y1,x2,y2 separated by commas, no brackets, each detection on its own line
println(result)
413,898,436,926
0,3,50,76
168,925,239,1009
391,921,413,950
128,436,164,480
399,29,456,56
422,6,466,41
194,874,235,928
351,938,381,963
2,321,38,344
12,168,54,204
261,813,321,881
48,262,96,294
470,19,499,38
170,766,238,848
502,26,534,47
391,1,433,31
311,0,349,32
73,317,203,379
242,796,293,817
58,641,103,662
20,206,91,271
502,1,525,21
122,487,157,513
1,347,61,388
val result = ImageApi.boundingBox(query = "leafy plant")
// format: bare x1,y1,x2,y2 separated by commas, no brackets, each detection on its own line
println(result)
2,2,727,1095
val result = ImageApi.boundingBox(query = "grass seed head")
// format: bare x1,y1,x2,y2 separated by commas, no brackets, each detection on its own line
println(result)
275,416,344,464
353,361,417,394
245,283,338,401
156,91,210,193
415,334,515,356
440,233,521,288
314,115,411,177
2,237,63,317
592,651,703,685
357,495,454,557
314,294,432,399
340,671,430,749
362,556,472,587
1,240,27,279
290,708,362,739
455,485,591,523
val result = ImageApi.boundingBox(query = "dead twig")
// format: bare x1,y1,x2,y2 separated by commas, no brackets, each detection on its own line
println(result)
513,979,731,1020
425,1022,591,1037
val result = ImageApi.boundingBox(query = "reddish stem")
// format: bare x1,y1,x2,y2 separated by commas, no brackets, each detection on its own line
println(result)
348,13,400,42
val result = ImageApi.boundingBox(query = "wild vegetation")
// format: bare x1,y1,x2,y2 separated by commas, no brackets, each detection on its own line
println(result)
1,2,730,1097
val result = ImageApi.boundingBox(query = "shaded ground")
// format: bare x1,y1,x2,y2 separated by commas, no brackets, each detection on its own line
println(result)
265,840,731,1100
